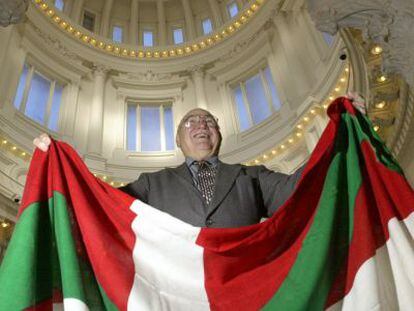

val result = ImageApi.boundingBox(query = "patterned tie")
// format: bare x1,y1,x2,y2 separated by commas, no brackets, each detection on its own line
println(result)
196,161,217,205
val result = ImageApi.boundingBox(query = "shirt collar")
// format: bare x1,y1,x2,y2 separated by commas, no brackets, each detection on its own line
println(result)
185,156,219,168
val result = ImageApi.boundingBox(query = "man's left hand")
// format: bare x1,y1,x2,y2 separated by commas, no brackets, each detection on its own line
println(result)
346,92,367,115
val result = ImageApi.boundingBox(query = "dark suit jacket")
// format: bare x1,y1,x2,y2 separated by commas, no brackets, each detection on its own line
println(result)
120,161,304,228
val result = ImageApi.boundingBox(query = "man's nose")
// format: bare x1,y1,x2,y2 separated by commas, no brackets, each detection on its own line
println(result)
198,119,208,128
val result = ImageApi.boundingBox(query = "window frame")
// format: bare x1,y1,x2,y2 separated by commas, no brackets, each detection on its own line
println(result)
172,27,184,45
201,18,213,35
125,101,175,153
13,63,65,132
54,0,64,11
82,10,96,32
226,1,239,19
230,65,281,132
141,27,156,47
112,24,124,43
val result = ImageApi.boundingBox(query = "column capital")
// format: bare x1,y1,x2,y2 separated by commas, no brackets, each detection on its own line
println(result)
92,64,109,76
0,0,29,27
189,65,206,77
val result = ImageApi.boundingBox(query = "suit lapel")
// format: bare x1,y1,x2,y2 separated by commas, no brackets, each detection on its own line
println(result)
207,161,241,215
170,163,204,199
172,163,194,185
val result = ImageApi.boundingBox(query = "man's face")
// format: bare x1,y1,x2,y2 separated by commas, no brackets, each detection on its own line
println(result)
176,109,221,160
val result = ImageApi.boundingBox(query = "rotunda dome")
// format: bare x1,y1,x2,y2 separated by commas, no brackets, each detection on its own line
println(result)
52,0,251,47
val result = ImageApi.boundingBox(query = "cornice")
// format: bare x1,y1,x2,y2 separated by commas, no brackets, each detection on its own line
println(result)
111,71,187,90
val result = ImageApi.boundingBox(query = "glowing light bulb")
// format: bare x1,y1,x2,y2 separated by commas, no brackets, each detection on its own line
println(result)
375,101,386,109
371,45,383,55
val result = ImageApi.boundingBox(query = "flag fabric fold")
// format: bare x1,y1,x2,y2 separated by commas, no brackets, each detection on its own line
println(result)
0,97,413,310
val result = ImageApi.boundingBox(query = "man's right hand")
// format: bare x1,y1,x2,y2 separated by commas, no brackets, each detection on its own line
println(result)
33,133,51,152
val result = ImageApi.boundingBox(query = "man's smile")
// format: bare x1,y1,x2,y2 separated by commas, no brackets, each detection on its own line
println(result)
193,132,211,139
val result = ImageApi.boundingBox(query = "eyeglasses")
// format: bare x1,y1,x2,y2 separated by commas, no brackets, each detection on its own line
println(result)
183,114,219,129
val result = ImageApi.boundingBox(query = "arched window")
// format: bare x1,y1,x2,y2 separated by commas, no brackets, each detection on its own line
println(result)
54,0,64,11
143,30,154,47
202,18,213,35
227,1,239,18
173,28,184,44
112,26,123,43
126,103,175,152
232,66,281,132
14,64,64,131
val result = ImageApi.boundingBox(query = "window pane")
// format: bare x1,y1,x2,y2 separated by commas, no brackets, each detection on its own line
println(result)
14,64,29,109
126,105,137,151
48,83,63,131
112,26,123,43
202,18,213,35
245,73,271,124
164,106,174,150
227,2,239,18
143,31,153,47
233,86,250,131
55,0,64,11
83,12,95,32
173,28,184,44
264,67,282,111
25,72,51,124
141,106,161,151
322,32,335,46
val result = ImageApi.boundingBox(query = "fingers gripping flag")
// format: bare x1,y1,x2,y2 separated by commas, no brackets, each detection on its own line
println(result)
0,98,413,310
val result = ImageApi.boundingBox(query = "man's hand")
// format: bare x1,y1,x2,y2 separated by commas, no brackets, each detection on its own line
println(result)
346,92,367,115
33,133,51,152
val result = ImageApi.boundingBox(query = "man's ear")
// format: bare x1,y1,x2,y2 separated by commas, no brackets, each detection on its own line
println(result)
176,133,181,148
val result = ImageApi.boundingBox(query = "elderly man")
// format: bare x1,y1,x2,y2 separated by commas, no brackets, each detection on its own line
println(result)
120,108,304,228
34,95,365,228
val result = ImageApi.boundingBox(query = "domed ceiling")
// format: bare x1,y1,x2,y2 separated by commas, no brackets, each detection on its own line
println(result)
35,0,260,59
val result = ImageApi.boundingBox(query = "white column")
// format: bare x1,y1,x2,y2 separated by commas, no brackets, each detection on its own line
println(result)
304,127,319,154
157,0,167,46
100,0,114,38
304,114,328,153
180,0,196,41
192,68,208,109
63,0,73,16
70,0,85,24
114,93,126,150
207,0,223,29
87,66,107,155
129,0,139,45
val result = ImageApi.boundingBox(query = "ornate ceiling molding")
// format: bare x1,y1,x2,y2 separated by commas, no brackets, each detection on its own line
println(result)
307,0,414,87
0,0,29,27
